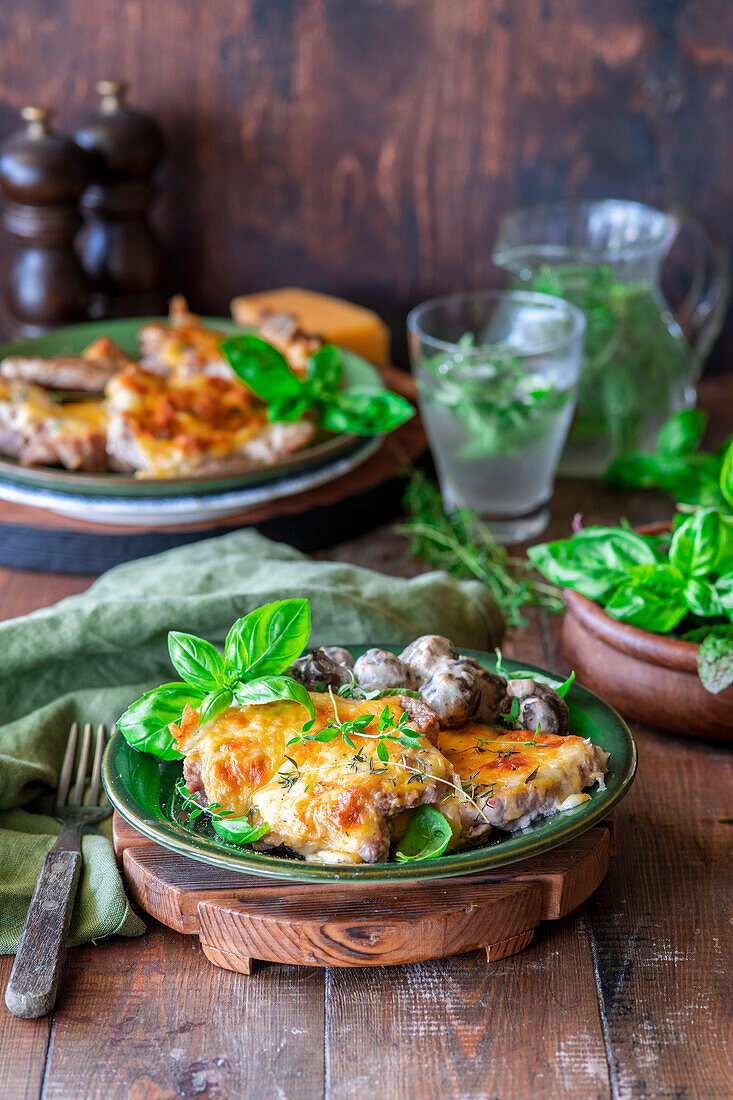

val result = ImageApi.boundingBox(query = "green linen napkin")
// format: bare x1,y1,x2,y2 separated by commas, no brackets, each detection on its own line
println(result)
0,529,503,953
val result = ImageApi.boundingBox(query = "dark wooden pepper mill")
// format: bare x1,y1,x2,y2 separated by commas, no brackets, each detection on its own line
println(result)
0,106,90,337
74,80,165,318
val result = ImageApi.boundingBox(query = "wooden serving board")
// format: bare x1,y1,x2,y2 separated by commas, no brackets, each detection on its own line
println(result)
113,812,616,972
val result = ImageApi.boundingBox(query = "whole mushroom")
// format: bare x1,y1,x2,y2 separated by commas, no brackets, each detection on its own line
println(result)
500,678,569,737
399,635,457,686
288,648,352,691
353,649,415,693
420,661,480,727
472,668,508,725
320,646,355,670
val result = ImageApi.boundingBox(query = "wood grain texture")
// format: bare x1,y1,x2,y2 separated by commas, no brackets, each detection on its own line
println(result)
584,724,733,1099
0,955,51,1100
0,1,731,370
39,926,326,1100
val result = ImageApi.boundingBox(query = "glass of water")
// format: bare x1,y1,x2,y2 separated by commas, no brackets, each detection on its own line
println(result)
407,290,585,543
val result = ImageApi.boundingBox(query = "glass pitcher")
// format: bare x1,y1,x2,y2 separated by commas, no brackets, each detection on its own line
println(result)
493,199,729,476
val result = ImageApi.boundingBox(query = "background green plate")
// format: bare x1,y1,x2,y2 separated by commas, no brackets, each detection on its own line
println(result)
0,318,381,497
103,648,637,883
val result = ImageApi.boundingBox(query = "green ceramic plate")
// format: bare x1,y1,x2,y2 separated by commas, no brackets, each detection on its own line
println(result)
103,648,636,883
0,317,381,497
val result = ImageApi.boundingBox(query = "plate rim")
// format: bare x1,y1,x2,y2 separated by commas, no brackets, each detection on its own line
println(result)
103,649,637,883
0,434,381,525
0,316,383,498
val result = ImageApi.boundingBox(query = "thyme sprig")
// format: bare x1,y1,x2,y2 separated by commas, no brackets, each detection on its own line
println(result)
285,686,424,761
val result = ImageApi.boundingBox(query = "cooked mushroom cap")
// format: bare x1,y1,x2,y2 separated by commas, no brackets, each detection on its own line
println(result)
288,649,352,691
473,669,508,725
320,646,355,670
353,649,415,692
420,662,480,727
399,635,458,686
501,678,569,737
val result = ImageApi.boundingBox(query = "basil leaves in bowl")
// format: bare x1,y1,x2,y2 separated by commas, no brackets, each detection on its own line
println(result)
530,512,733,740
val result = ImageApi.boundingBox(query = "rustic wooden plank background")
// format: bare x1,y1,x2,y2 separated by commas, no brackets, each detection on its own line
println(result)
0,0,731,367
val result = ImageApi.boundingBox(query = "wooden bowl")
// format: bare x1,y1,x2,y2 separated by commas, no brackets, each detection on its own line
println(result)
561,521,733,740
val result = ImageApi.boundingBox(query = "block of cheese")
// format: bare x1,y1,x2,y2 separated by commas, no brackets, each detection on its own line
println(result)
230,287,390,367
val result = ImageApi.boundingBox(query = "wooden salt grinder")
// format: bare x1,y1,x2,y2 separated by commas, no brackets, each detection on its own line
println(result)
74,80,165,318
0,106,90,338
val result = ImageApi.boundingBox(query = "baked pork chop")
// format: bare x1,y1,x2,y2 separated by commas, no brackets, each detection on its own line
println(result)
437,724,609,839
0,380,107,471
105,364,315,477
173,693,461,864
0,336,134,393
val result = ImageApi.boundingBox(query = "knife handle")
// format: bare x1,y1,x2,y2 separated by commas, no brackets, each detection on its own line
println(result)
5,846,82,1018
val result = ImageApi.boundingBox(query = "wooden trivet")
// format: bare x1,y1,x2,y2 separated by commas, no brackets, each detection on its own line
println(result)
113,812,616,972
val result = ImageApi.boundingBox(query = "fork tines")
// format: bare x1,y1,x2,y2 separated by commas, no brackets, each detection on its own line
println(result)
55,723,110,811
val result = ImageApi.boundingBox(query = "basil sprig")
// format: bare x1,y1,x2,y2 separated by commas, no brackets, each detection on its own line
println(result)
394,805,453,862
604,409,733,513
220,335,414,436
118,598,315,759
529,508,733,693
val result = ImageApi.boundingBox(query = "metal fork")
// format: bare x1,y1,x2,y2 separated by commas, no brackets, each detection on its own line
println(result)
5,722,112,1019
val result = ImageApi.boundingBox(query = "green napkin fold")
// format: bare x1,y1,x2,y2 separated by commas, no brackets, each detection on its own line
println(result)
0,529,503,953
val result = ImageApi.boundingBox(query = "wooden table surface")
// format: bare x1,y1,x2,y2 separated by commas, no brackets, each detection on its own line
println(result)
2,381,732,1100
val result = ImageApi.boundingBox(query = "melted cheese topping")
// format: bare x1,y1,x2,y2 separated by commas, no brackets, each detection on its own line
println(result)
177,694,460,864
175,697,609,862
106,367,269,475
0,379,105,437
438,724,609,831
140,322,226,375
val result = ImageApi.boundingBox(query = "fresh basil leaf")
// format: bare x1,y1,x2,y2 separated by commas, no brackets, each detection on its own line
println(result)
529,541,618,600
319,388,414,435
656,409,707,457
212,817,270,845
229,598,311,679
221,334,306,402
683,578,722,618
604,564,688,633
669,509,721,579
168,631,226,690
697,631,733,695
267,394,314,423
394,806,452,862
307,344,343,398
199,687,233,725
233,675,315,717
720,438,733,508
117,681,206,760
529,528,657,601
